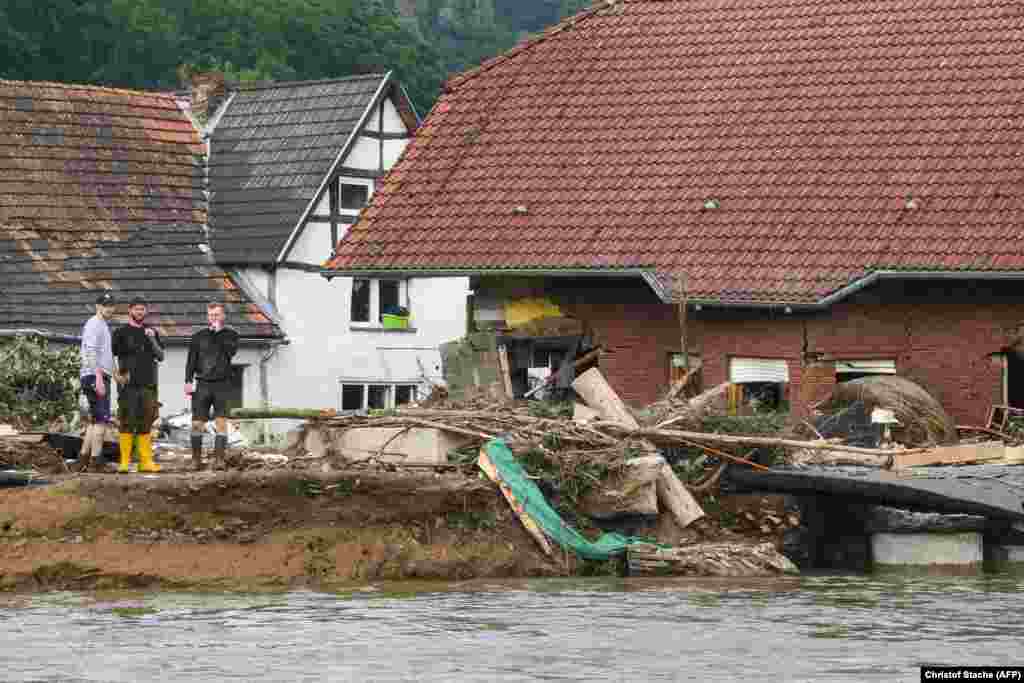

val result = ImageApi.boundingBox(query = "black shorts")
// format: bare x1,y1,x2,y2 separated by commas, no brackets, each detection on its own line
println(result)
191,380,231,420
81,374,112,423
117,384,159,434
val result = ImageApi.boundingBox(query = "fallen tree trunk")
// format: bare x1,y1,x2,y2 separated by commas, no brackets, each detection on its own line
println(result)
232,408,338,420
620,426,926,460
655,382,729,429
627,541,798,577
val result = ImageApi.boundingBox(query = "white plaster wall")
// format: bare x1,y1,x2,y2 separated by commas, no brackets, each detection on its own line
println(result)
366,98,406,133
251,269,468,429
239,267,270,299
382,139,408,169
347,137,379,170
314,193,329,215
288,221,332,265
380,98,407,133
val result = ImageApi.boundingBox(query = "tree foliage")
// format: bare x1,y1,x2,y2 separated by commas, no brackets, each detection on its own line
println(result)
0,0,586,119
0,336,81,430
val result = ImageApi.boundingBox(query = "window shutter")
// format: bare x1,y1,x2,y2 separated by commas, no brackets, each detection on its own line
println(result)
729,358,790,383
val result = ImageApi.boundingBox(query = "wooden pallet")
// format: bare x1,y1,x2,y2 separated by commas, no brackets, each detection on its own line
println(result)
986,405,1024,431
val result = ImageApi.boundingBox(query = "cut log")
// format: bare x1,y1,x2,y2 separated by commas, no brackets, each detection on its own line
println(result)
578,455,663,519
572,367,639,429
656,463,705,528
627,541,799,577
789,448,896,468
573,403,600,424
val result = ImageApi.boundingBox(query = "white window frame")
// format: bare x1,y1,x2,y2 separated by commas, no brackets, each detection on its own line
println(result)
338,381,421,410
338,177,374,216
350,278,409,327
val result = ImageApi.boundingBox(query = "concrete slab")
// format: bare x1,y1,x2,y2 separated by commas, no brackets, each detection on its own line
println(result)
336,427,472,465
871,532,982,567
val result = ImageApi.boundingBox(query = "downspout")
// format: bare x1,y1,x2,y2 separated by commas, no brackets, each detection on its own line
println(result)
259,340,285,444
260,266,281,445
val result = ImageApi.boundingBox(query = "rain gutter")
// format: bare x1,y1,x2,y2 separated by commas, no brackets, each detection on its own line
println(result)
322,267,1024,312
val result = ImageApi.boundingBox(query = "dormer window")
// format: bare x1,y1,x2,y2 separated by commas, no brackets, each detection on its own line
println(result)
340,183,369,212
328,178,375,249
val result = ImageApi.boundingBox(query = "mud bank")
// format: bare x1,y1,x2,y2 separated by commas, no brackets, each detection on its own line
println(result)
0,470,787,593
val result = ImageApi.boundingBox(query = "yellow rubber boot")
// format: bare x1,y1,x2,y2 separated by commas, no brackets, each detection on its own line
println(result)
137,434,160,473
118,433,134,473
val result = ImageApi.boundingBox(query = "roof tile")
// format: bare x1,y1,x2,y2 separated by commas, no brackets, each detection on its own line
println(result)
329,0,1023,303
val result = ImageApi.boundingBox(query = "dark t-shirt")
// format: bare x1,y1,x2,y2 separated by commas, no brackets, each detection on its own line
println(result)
111,325,163,386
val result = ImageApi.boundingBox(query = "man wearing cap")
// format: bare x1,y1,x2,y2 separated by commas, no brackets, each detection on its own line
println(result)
111,296,165,473
185,302,239,471
79,291,117,469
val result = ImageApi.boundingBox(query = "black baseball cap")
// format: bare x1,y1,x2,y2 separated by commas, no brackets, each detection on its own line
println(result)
95,291,115,305
129,295,147,307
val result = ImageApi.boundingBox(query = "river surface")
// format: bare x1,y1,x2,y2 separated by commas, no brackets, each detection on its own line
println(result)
1,571,1022,682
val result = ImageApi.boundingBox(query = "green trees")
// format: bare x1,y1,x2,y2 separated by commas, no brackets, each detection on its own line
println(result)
0,0,587,113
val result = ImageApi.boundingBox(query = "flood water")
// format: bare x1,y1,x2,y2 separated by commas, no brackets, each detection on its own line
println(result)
1,572,1022,682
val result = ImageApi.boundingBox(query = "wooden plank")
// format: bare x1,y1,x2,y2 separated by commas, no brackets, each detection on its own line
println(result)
477,448,553,557
892,441,1005,468
497,345,514,399
571,367,639,429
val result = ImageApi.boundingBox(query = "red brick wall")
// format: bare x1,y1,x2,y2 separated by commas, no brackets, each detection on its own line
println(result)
566,302,684,405
568,296,1019,428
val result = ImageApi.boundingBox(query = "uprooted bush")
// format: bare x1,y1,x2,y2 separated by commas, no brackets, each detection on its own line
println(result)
0,336,81,430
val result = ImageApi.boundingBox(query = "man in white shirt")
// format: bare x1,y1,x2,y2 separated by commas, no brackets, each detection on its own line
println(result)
79,291,116,469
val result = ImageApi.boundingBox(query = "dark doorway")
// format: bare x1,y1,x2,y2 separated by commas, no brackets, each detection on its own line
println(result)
1007,352,1024,409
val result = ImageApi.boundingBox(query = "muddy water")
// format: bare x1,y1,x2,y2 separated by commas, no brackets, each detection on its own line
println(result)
2,572,1023,682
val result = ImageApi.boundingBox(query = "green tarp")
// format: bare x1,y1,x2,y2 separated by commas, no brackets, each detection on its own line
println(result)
483,439,654,561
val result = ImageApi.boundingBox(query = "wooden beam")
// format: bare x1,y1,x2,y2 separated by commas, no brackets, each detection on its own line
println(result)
891,441,1005,468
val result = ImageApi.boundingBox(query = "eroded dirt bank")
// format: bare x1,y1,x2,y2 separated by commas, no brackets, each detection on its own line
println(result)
0,470,789,593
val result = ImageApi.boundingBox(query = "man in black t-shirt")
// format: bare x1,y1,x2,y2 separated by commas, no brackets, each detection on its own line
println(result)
111,296,164,473
185,302,239,471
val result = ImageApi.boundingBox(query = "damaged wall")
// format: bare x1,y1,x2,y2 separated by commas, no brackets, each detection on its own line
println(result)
472,277,1022,428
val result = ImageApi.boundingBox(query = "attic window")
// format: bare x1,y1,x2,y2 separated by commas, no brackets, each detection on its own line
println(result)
702,198,721,210
340,181,371,212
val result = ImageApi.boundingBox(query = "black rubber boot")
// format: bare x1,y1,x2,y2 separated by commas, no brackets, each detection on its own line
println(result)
214,433,227,467
191,433,205,471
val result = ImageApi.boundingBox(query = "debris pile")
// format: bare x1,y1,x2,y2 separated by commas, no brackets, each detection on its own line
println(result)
814,375,958,447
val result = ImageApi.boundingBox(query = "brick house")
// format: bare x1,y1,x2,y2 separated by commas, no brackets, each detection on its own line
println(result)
325,0,1024,427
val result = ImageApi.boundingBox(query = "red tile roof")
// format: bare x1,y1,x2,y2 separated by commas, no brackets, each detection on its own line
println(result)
327,0,1024,304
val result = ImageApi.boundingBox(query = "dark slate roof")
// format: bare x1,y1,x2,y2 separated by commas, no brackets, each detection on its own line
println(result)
209,74,395,265
327,0,1024,305
0,80,283,340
